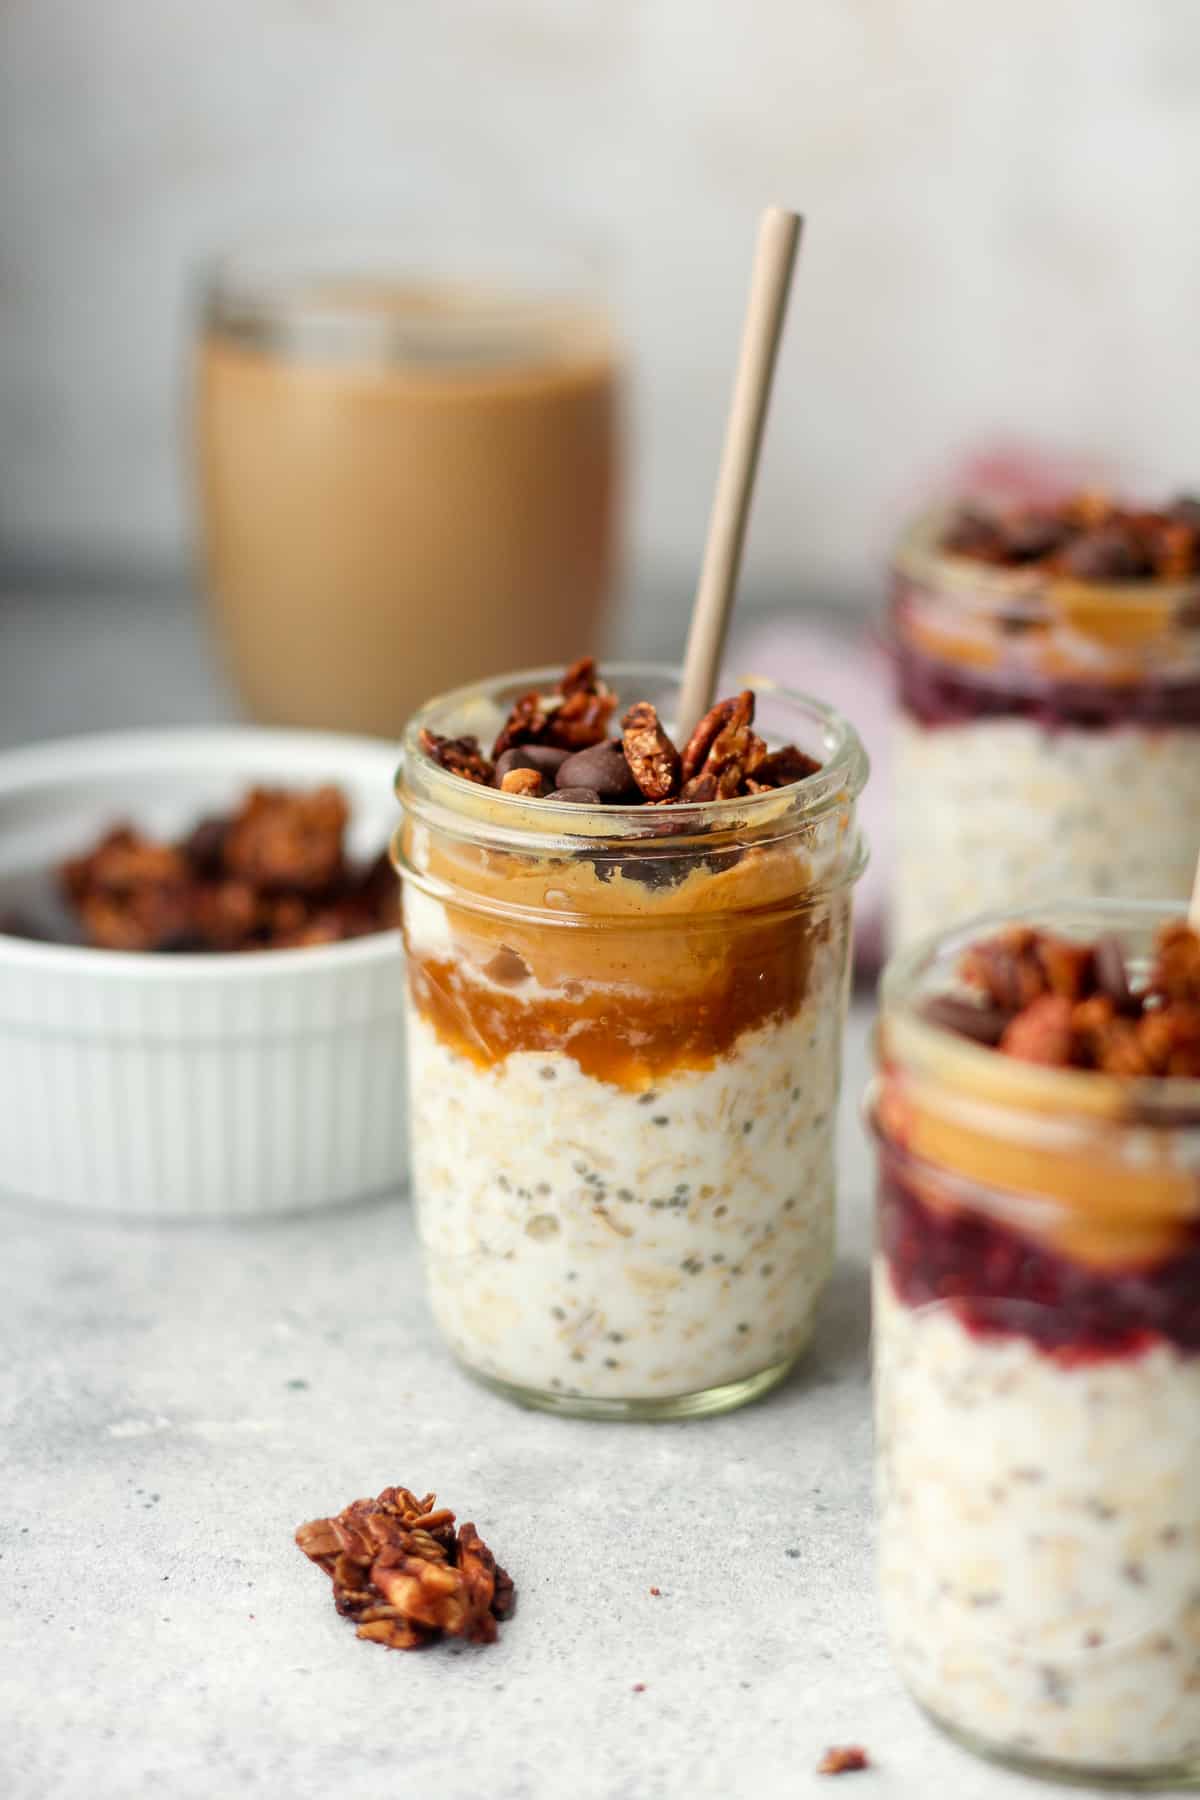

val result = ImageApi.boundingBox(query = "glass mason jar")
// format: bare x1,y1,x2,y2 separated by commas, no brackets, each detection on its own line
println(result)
870,900,1200,1787
394,663,868,1420
889,510,1200,950
194,242,621,737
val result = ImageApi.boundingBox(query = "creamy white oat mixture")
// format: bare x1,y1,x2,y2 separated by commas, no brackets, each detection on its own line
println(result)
891,717,1200,949
874,1268,1200,1773
404,940,844,1403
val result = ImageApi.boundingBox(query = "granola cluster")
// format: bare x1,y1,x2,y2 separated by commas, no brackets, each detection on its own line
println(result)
59,787,397,952
925,920,1200,1076
295,1485,515,1651
419,658,821,807
942,491,1200,583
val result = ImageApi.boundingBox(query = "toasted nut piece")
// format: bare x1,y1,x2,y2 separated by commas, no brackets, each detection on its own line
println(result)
679,691,766,801
295,1484,514,1653
621,701,681,801
419,728,494,786
999,994,1074,1066
499,767,547,797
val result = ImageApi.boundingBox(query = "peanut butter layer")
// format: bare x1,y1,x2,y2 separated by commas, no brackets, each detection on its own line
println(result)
894,510,1198,686
899,595,1185,688
875,1041,1200,1269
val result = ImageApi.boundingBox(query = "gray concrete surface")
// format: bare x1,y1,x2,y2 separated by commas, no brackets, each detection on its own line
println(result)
0,1006,1150,1800
0,589,1145,1798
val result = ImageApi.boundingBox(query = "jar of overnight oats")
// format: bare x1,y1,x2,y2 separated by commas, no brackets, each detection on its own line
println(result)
871,901,1200,1786
394,663,868,1420
889,497,1200,950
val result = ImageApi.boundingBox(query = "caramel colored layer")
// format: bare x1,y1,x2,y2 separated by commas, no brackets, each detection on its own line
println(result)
407,921,821,1089
401,803,852,1087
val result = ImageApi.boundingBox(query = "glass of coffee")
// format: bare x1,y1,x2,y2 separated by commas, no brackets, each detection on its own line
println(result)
193,245,622,738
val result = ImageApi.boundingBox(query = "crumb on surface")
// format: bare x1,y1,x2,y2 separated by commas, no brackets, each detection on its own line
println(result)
817,1745,870,1776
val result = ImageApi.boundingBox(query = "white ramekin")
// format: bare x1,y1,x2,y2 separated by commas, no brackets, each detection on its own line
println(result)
0,727,407,1219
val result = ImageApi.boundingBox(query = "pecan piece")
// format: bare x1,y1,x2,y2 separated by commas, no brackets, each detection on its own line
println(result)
961,927,1093,1011
418,728,495,786
679,691,766,801
1151,518,1198,582
491,658,615,759
621,701,681,801
559,656,600,696
1150,920,1200,1005
546,659,615,750
1138,1002,1200,1077
999,993,1074,1066
1069,994,1152,1075
681,697,738,783
296,1484,514,1653
1035,935,1096,1002
490,691,555,760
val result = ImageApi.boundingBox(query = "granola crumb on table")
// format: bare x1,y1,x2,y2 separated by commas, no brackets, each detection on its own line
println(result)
817,1745,871,1775
295,1484,515,1652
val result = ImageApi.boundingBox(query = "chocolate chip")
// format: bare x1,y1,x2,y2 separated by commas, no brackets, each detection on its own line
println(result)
556,740,639,801
548,786,603,805
921,994,1011,1046
1058,526,1151,582
494,744,570,783
1093,933,1136,1013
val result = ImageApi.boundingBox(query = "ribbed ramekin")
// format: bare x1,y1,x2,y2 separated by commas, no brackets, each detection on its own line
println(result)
0,727,406,1218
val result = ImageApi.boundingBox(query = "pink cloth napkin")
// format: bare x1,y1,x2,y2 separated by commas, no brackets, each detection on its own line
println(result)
730,614,892,976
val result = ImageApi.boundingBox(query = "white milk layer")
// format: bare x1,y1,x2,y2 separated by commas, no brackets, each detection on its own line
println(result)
874,1266,1200,1773
405,978,843,1401
891,716,1200,948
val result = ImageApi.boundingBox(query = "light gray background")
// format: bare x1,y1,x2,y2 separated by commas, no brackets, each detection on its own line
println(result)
3,0,1200,608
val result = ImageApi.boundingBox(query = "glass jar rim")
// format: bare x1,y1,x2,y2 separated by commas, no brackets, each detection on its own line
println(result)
395,659,869,857
198,242,613,367
892,506,1200,618
880,897,1200,1124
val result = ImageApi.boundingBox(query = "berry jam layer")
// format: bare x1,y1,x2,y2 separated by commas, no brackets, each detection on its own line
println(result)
878,1145,1200,1360
893,633,1200,731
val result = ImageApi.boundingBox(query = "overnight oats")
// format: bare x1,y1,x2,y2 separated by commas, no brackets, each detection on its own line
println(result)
871,903,1200,1783
394,660,868,1419
890,493,1200,948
